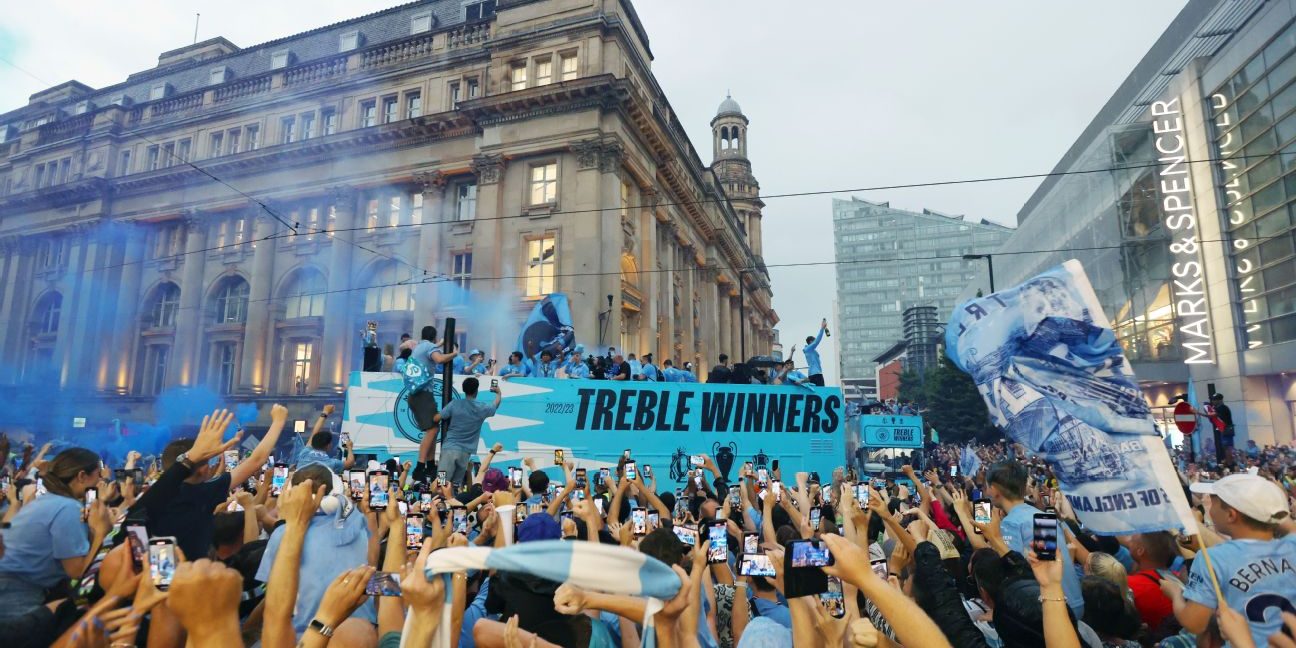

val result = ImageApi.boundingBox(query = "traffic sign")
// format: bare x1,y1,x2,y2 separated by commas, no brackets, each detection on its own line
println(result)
859,414,923,448
1173,401,1196,434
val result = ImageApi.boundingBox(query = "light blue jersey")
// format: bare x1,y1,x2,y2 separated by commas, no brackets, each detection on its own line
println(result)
564,360,590,378
1000,503,1083,615
532,355,561,378
804,328,825,377
1183,535,1296,648
642,362,659,381
499,362,530,378
402,340,438,394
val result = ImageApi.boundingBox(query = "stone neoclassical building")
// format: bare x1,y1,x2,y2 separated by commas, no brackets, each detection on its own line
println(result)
0,0,776,426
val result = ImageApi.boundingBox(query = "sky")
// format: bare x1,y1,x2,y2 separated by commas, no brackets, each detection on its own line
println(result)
0,0,1188,383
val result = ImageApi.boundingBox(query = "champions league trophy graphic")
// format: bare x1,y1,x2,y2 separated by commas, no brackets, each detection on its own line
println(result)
670,447,688,484
752,449,770,471
712,442,737,481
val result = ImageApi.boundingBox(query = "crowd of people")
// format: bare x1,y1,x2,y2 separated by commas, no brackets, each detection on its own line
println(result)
0,392,1293,648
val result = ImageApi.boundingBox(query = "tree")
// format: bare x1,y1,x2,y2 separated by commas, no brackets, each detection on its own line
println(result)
923,361,1000,445
897,369,927,408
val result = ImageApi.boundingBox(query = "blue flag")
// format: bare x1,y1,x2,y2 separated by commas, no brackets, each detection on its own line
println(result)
1185,375,1201,458
959,445,982,477
945,260,1196,535
516,293,576,361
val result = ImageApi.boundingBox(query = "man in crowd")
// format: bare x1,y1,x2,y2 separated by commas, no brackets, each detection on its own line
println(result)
640,353,659,382
562,346,589,378
406,325,457,478
708,354,732,384
432,377,503,485
1123,531,1177,633
605,352,630,381
803,318,828,387
533,349,560,378
293,407,355,474
986,461,1084,617
1210,393,1235,460
499,351,531,379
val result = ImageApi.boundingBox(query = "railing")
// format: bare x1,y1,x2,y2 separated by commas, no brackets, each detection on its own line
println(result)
37,113,93,144
213,75,272,102
447,22,491,49
362,33,435,69
150,92,204,118
284,54,349,87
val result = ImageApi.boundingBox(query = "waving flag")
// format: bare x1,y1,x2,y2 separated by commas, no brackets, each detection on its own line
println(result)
517,293,576,361
945,260,1195,535
959,445,982,477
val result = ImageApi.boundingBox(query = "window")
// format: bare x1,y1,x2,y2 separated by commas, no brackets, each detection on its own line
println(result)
152,223,185,259
560,52,578,81
303,207,322,240
35,293,61,335
410,191,423,225
406,92,422,119
215,216,248,249
227,128,242,153
361,101,377,127
291,342,313,395
209,132,223,158
271,50,291,70
510,63,527,91
147,146,160,170
214,343,237,395
339,30,360,52
300,113,315,140
138,345,169,396
176,139,191,163
455,181,477,221
212,278,250,324
450,83,461,107
382,97,398,123
245,124,260,150
283,271,326,319
33,164,45,189
118,150,131,175
529,162,558,205
465,0,496,20
149,84,169,100
36,239,63,270
365,198,380,232
321,108,338,136
451,251,472,302
535,57,553,86
525,236,556,297
162,142,175,167
365,265,415,312
209,67,228,85
467,78,480,98
148,283,181,328
280,116,295,144
411,12,433,34
387,194,403,228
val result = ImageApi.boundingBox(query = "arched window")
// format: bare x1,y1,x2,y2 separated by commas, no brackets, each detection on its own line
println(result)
211,276,250,324
146,283,181,328
364,264,414,313
34,292,62,335
720,126,729,149
282,269,326,319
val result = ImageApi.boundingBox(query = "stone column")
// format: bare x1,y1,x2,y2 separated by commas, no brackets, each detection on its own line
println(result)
413,171,449,329
59,223,105,388
169,211,209,386
716,281,731,360
317,187,357,394
731,294,743,363
238,212,277,394
598,142,626,350
0,236,29,374
471,154,506,332
107,225,146,393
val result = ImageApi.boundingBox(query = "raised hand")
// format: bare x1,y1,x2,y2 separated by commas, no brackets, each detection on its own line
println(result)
315,565,375,628
188,410,240,463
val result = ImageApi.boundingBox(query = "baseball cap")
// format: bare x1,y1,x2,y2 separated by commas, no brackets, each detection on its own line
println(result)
1190,473,1289,524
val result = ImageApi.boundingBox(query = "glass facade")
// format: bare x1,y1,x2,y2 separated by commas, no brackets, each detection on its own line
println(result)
1210,19,1296,347
832,199,1013,381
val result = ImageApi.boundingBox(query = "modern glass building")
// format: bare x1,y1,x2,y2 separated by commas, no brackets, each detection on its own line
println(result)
834,198,1013,400
958,0,1296,445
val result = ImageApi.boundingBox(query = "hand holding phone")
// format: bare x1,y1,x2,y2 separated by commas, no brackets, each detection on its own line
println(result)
1032,512,1059,561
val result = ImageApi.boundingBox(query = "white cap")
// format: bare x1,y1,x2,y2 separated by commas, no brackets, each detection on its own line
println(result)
1190,474,1289,524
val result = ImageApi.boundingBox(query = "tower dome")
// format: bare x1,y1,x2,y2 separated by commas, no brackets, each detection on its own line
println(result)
716,93,743,117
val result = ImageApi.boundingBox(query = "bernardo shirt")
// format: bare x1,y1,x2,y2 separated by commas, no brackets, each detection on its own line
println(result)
804,328,825,376
1183,535,1296,648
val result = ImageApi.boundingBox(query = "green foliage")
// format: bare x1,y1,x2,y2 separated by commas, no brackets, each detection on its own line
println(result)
896,362,1000,445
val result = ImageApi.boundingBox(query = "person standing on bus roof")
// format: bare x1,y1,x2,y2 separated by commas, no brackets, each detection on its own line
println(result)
804,319,828,387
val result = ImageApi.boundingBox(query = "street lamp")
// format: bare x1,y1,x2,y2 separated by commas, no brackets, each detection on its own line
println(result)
963,253,995,294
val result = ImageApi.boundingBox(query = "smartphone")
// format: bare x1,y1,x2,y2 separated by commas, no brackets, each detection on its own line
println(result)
365,572,402,597
707,522,728,564
437,470,448,487
756,468,769,485
131,468,144,485
743,461,754,475
771,459,780,473
674,524,698,546
340,432,351,449
631,507,647,536
369,470,390,510
575,468,587,489
452,506,468,535
125,524,148,572
406,514,425,549
693,471,705,489
84,487,98,512
554,449,564,465
398,501,409,516
623,449,631,459
856,482,869,503
114,468,128,482
223,449,239,470
974,499,992,533
572,489,586,501
823,487,832,504
593,497,605,516
514,504,528,525
690,454,705,467
643,464,653,479
739,553,776,577
648,511,660,528
624,461,638,482
148,537,178,590
345,470,366,500
820,576,846,619
871,558,889,578
598,467,611,485
789,538,833,568
1032,512,1059,561
509,467,523,489
729,485,741,506
809,507,821,530
490,378,499,389
950,464,959,477
772,481,782,503
271,463,289,497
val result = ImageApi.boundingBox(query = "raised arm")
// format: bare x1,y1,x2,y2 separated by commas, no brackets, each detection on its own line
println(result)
231,404,288,485
822,534,953,648
262,479,326,648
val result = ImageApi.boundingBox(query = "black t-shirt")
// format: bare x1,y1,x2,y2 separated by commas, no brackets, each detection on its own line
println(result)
146,473,231,560
1215,404,1234,431
708,365,732,384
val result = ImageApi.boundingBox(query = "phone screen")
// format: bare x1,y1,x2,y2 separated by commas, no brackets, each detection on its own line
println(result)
739,553,776,577
598,467,611,484
554,449,564,465
452,507,468,534
125,525,148,571
1032,513,1059,561
624,461,638,481
643,464,653,478
772,481,782,502
820,576,845,618
756,468,769,485
509,467,523,489
871,558,889,578
744,533,759,555
690,454,705,467
365,572,402,597
340,432,351,449
149,539,178,590
856,482,869,503
631,508,647,536
406,515,424,549
369,471,390,510
950,464,959,477
437,470,448,486
223,449,239,470
84,487,98,510
729,485,741,505
271,464,289,496
594,498,605,516
575,469,587,488
790,540,832,568
974,500,992,529
707,523,728,564
648,511,660,528
345,470,365,500
809,508,821,529
674,525,698,547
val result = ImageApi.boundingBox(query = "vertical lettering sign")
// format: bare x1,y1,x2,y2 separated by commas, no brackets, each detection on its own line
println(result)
1209,92,1263,349
1151,98,1214,364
